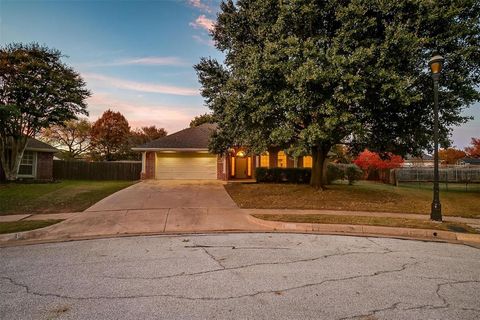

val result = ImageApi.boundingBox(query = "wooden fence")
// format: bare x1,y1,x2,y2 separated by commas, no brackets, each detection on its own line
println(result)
53,160,142,180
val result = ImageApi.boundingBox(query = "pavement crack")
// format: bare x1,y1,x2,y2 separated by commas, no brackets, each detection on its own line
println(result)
2,259,418,302
184,245,290,250
402,280,480,313
338,302,401,320
200,246,226,269
102,249,392,281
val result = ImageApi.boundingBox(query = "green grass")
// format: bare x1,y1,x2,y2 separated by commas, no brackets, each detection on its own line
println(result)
225,181,480,218
0,180,135,215
252,214,478,234
0,219,64,234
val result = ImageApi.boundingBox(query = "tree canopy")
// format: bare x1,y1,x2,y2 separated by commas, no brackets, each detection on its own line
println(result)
465,137,480,157
0,43,90,179
90,110,130,161
41,118,92,159
195,0,480,189
189,113,215,127
439,147,466,164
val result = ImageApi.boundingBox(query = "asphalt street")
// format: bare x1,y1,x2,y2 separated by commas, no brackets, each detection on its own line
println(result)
1,233,479,319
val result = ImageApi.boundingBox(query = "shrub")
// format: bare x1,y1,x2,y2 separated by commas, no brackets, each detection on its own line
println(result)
345,164,363,185
326,163,344,183
255,167,311,184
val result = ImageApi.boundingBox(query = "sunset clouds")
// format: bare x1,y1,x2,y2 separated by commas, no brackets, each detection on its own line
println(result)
87,93,199,132
83,73,199,96
189,14,215,32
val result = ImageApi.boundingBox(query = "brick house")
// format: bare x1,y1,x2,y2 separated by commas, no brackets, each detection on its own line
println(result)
0,138,57,181
133,123,314,181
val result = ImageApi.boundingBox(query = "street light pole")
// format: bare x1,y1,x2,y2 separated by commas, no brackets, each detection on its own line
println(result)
428,54,444,222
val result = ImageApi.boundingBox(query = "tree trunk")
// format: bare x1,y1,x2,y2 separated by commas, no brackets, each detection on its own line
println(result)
310,145,330,190
0,136,28,181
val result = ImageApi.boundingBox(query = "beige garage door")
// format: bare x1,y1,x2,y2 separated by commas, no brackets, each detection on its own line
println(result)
155,152,217,180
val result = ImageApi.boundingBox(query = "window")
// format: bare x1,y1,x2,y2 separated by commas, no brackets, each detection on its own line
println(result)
18,151,36,177
260,152,269,168
277,151,287,168
303,156,313,168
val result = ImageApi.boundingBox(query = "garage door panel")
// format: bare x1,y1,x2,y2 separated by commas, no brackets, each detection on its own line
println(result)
155,153,217,180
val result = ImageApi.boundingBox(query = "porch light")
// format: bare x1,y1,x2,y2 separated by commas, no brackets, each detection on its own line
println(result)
236,151,246,157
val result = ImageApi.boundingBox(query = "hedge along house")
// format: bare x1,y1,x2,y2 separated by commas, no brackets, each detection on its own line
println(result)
133,123,316,181
0,138,57,181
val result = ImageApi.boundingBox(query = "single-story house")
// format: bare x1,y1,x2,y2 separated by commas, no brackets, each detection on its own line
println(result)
457,157,480,166
133,123,315,181
402,154,434,167
0,138,57,181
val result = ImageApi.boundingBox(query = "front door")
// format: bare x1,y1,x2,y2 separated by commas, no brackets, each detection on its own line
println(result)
235,157,248,179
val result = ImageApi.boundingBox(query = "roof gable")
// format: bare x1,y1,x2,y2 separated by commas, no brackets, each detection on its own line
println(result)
134,123,217,150
26,138,57,153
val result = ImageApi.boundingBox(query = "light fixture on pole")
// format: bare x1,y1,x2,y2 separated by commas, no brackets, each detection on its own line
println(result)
428,54,444,222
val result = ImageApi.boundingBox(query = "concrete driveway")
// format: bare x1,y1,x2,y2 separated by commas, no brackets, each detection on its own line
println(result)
3,180,264,243
86,180,238,211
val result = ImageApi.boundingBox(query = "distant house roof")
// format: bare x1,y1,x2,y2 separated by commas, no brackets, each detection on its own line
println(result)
26,138,57,153
459,157,480,165
404,153,433,161
133,123,217,151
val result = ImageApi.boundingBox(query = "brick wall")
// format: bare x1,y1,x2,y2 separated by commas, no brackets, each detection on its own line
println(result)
141,151,156,179
36,152,53,180
217,155,228,180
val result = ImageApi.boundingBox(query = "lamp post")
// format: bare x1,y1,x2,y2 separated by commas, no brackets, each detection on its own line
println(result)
428,54,444,222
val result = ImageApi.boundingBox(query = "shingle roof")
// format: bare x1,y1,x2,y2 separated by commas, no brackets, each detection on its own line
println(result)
405,153,433,161
460,157,480,164
133,123,217,150
26,138,57,152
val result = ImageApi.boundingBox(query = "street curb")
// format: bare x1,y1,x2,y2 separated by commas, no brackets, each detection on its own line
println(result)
246,215,480,244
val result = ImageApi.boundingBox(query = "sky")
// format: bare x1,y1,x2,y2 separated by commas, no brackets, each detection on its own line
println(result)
0,0,478,148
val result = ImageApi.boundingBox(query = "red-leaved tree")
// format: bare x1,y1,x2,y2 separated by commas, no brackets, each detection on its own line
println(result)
90,110,130,161
354,149,404,180
465,138,480,158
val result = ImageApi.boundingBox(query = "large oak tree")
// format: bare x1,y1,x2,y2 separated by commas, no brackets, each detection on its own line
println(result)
0,43,90,180
195,0,480,189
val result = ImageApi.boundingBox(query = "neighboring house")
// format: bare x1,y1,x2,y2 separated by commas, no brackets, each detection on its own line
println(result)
0,138,57,181
133,123,316,181
402,154,434,167
457,158,480,166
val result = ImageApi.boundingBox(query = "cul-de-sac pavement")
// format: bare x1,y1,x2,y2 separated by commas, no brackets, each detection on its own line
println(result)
1,233,480,320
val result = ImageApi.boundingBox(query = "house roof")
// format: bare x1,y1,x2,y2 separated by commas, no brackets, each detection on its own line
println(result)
405,153,433,161
133,123,217,151
460,157,480,164
26,138,57,153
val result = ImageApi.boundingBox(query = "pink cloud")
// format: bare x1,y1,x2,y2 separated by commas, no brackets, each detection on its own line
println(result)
83,73,199,96
87,93,205,133
188,0,211,12
189,15,215,32
192,35,215,47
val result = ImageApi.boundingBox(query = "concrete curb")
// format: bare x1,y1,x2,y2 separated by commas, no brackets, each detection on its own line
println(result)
246,215,480,244
2,214,480,248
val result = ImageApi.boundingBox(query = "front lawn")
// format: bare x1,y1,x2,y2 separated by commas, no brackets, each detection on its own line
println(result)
0,220,64,234
225,181,480,218
252,214,478,234
0,180,135,215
